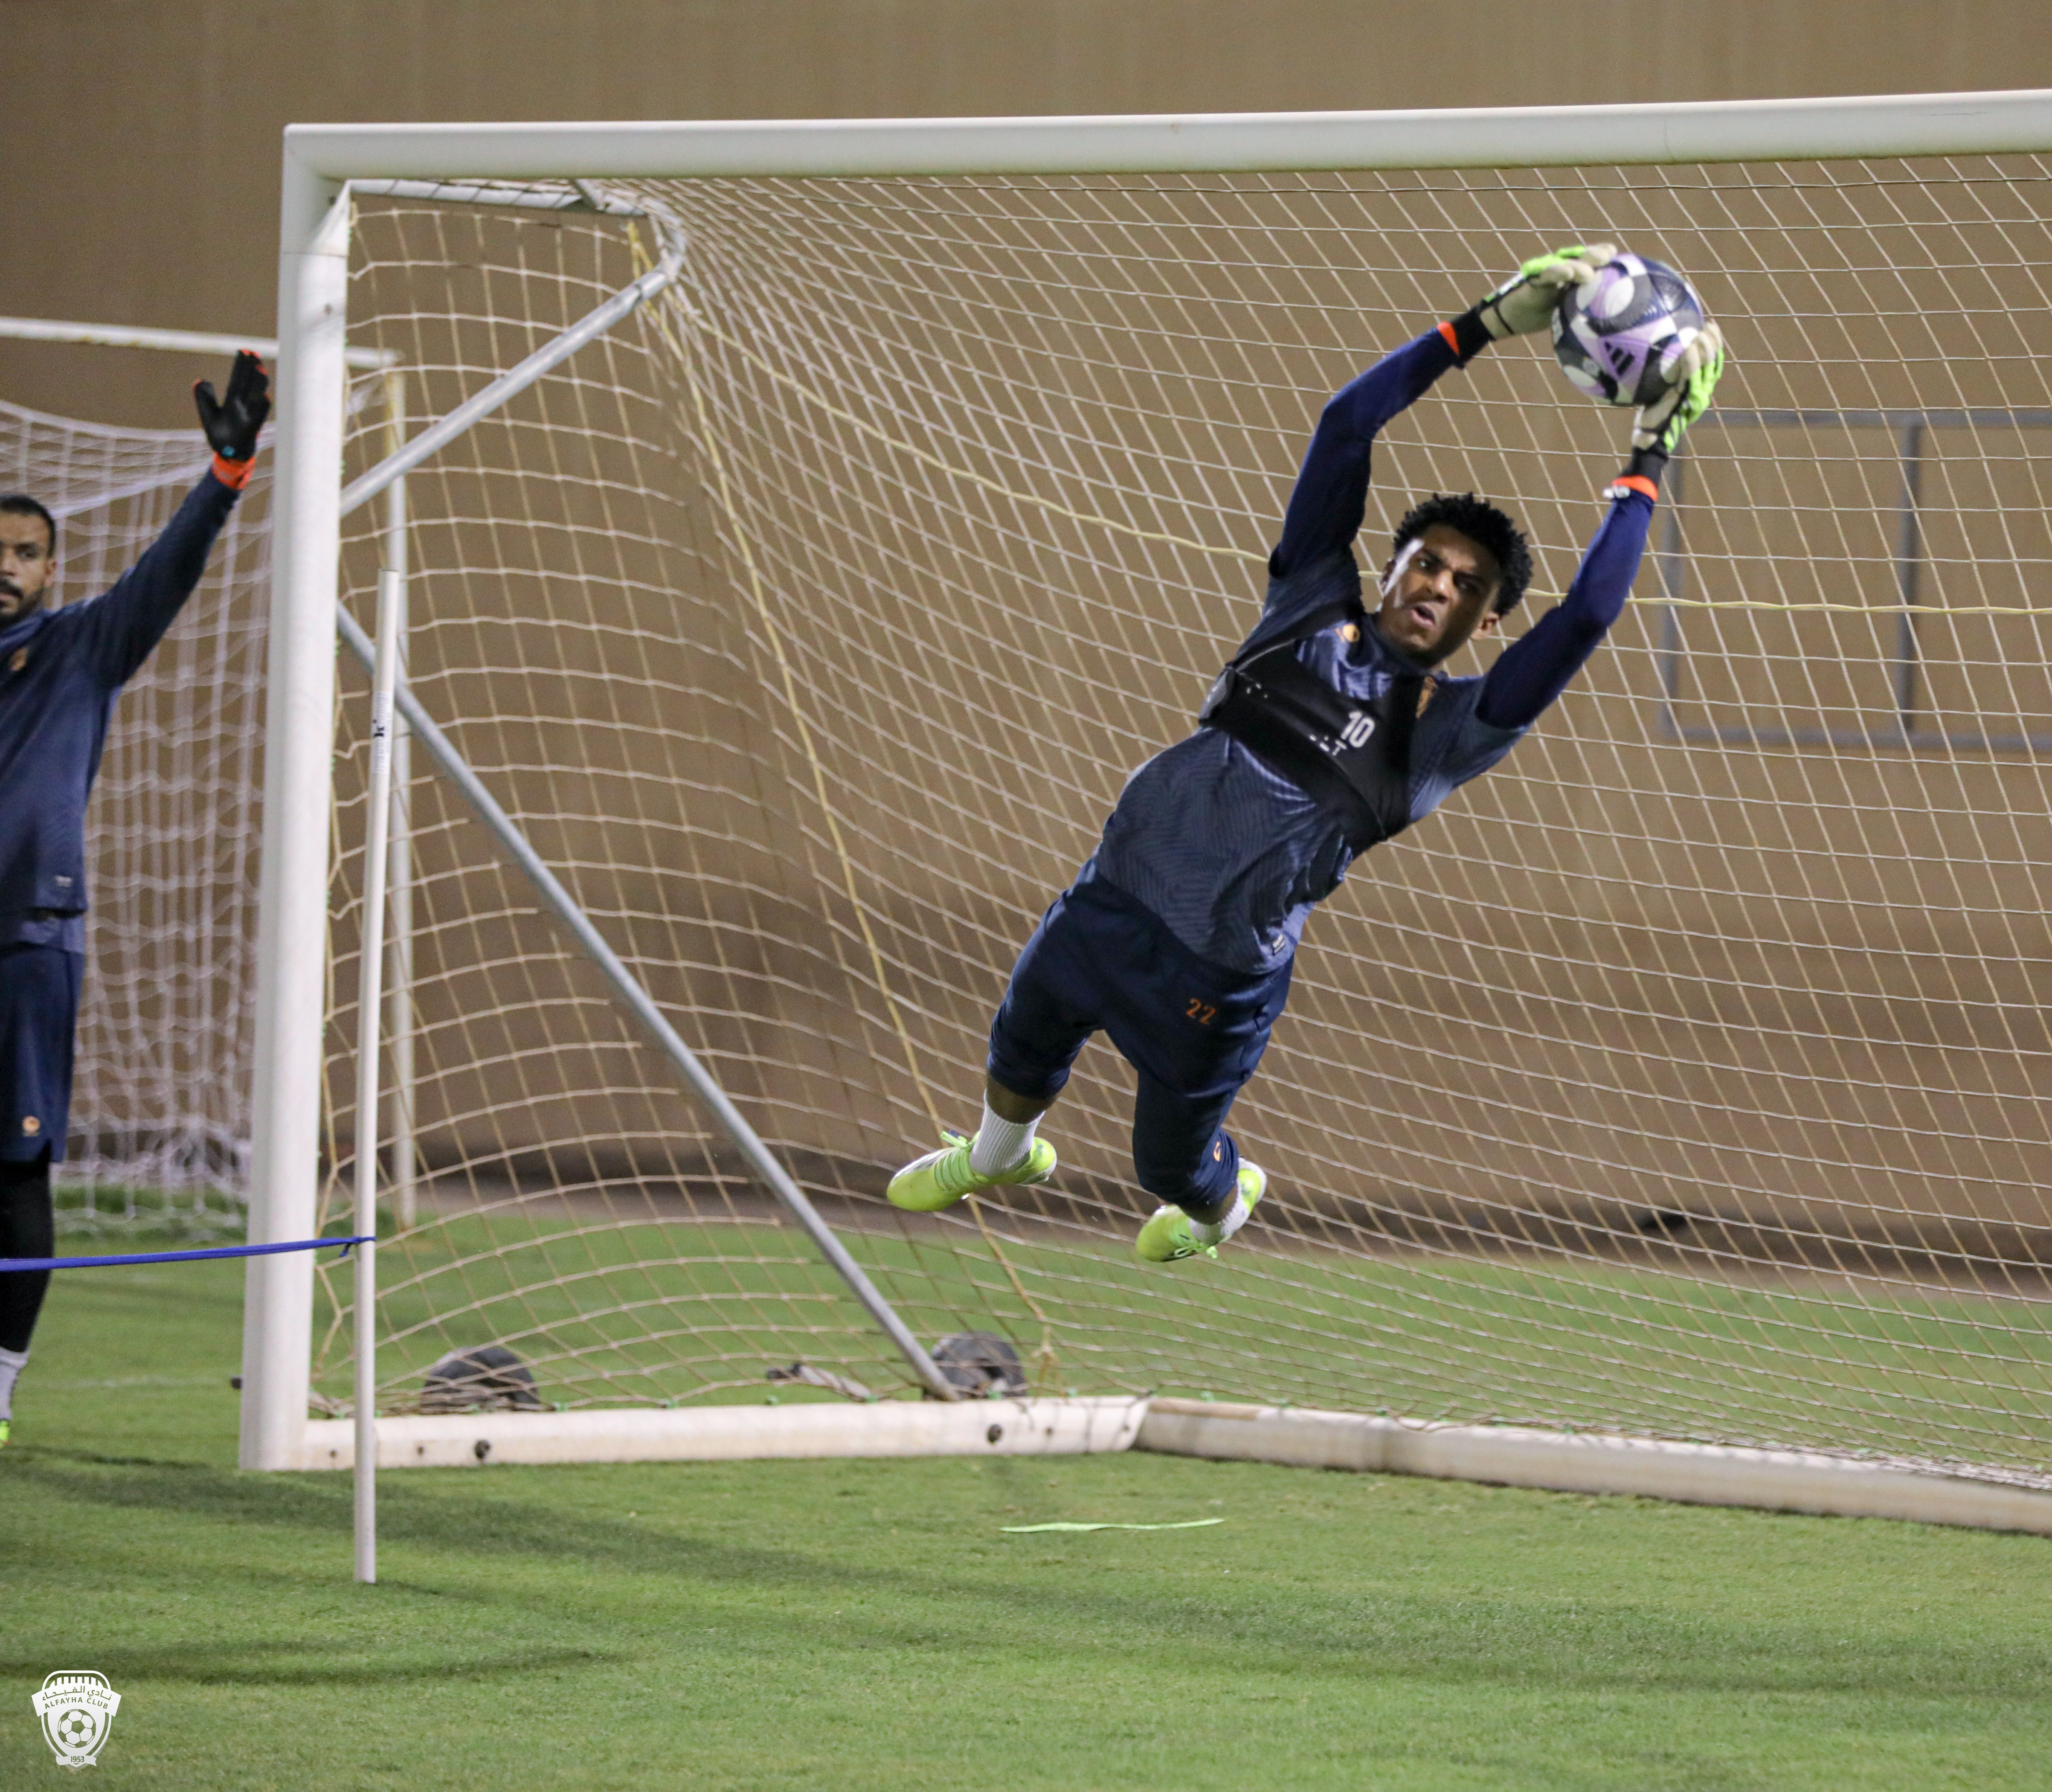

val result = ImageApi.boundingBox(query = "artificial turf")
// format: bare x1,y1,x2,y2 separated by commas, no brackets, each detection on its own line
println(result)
6,1251,2052,1789
325,1207,2052,1475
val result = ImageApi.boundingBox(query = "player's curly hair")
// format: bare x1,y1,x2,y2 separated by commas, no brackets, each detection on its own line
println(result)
1390,493,1532,614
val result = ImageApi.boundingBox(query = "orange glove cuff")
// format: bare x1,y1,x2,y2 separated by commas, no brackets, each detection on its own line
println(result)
211,453,256,491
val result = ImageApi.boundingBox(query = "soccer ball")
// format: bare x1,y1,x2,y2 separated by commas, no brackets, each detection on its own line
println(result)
1551,252,1707,407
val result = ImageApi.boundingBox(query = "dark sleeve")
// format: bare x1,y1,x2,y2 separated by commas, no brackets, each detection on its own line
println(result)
1474,488,1655,731
1267,325,1467,584
74,468,241,688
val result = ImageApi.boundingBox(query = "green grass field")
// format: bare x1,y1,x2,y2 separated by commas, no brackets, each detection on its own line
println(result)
8,1249,2052,1788
322,1207,2052,1477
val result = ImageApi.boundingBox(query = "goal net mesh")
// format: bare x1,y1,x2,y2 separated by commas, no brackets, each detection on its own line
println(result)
313,158,2052,1480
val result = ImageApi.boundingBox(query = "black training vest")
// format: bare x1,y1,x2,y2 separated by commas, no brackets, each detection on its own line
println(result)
1197,600,1425,853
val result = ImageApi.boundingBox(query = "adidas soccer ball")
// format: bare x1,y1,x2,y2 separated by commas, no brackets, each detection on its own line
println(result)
1551,252,1707,407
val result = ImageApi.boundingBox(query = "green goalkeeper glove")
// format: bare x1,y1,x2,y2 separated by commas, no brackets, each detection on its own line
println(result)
1473,242,1618,340
1631,321,1726,458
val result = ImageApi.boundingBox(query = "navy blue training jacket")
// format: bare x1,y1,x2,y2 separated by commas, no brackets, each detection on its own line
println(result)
0,468,243,951
1084,325,1653,974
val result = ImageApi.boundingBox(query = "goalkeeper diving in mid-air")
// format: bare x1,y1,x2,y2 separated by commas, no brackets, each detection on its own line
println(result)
888,247,1724,1263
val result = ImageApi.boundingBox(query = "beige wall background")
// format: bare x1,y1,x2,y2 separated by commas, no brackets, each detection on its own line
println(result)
20,2,2052,1264
6,0,2052,427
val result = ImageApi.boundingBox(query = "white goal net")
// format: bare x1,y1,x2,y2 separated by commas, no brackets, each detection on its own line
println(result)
305,145,2052,1483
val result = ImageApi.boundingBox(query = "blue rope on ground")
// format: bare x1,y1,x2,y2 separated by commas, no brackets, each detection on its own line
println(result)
0,1235,375,1273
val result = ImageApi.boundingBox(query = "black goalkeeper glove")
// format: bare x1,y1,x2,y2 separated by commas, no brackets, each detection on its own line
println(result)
195,351,271,485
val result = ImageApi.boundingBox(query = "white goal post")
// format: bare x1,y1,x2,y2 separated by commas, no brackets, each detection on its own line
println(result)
249,90,2052,1542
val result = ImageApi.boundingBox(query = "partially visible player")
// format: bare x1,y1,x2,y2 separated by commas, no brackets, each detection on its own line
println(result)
886,247,1724,1261
0,351,270,1446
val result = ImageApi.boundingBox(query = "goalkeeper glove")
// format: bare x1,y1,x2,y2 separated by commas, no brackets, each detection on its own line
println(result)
1474,242,1618,341
1612,322,1726,494
1631,321,1724,457
195,351,271,488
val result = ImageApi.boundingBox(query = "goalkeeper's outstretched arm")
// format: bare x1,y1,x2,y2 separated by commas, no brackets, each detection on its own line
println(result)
1477,323,1725,731
1265,329,1465,586
74,352,270,686
1266,246,1617,590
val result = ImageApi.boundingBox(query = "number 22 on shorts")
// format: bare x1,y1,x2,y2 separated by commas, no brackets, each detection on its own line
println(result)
1185,997,1217,1026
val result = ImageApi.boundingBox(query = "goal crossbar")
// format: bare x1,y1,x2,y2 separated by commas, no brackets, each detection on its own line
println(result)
277,89,2052,195
0,313,397,371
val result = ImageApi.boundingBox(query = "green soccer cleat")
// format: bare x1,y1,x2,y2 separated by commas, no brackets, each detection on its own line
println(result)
1135,1162,1266,1263
887,1129,1058,1213
0,1417,10,1449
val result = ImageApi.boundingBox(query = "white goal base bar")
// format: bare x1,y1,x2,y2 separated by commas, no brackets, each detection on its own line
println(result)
1139,1400,2052,1536
296,1396,1147,1470
300,1395,2052,1535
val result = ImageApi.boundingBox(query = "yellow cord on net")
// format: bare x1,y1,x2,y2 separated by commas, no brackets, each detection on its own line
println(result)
639,239,1062,1381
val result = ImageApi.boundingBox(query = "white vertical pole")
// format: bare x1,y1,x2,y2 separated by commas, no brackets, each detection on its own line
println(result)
380,372,416,1233
353,565,402,1583
241,156,352,1473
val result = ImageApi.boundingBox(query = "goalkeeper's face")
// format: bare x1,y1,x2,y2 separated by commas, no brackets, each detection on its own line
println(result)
1372,525,1503,668
0,510,56,624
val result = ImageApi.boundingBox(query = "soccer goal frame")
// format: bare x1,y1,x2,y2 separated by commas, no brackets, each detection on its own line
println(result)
249,92,2052,1554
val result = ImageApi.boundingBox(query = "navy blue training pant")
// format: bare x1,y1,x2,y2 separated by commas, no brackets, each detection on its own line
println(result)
986,877,1292,1222
0,943,72,1357
0,943,78,1163
0,1151,52,1354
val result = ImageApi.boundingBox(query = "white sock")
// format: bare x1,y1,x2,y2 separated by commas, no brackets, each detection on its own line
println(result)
968,1102,1039,1176
1188,1192,1250,1248
0,1345,27,1421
